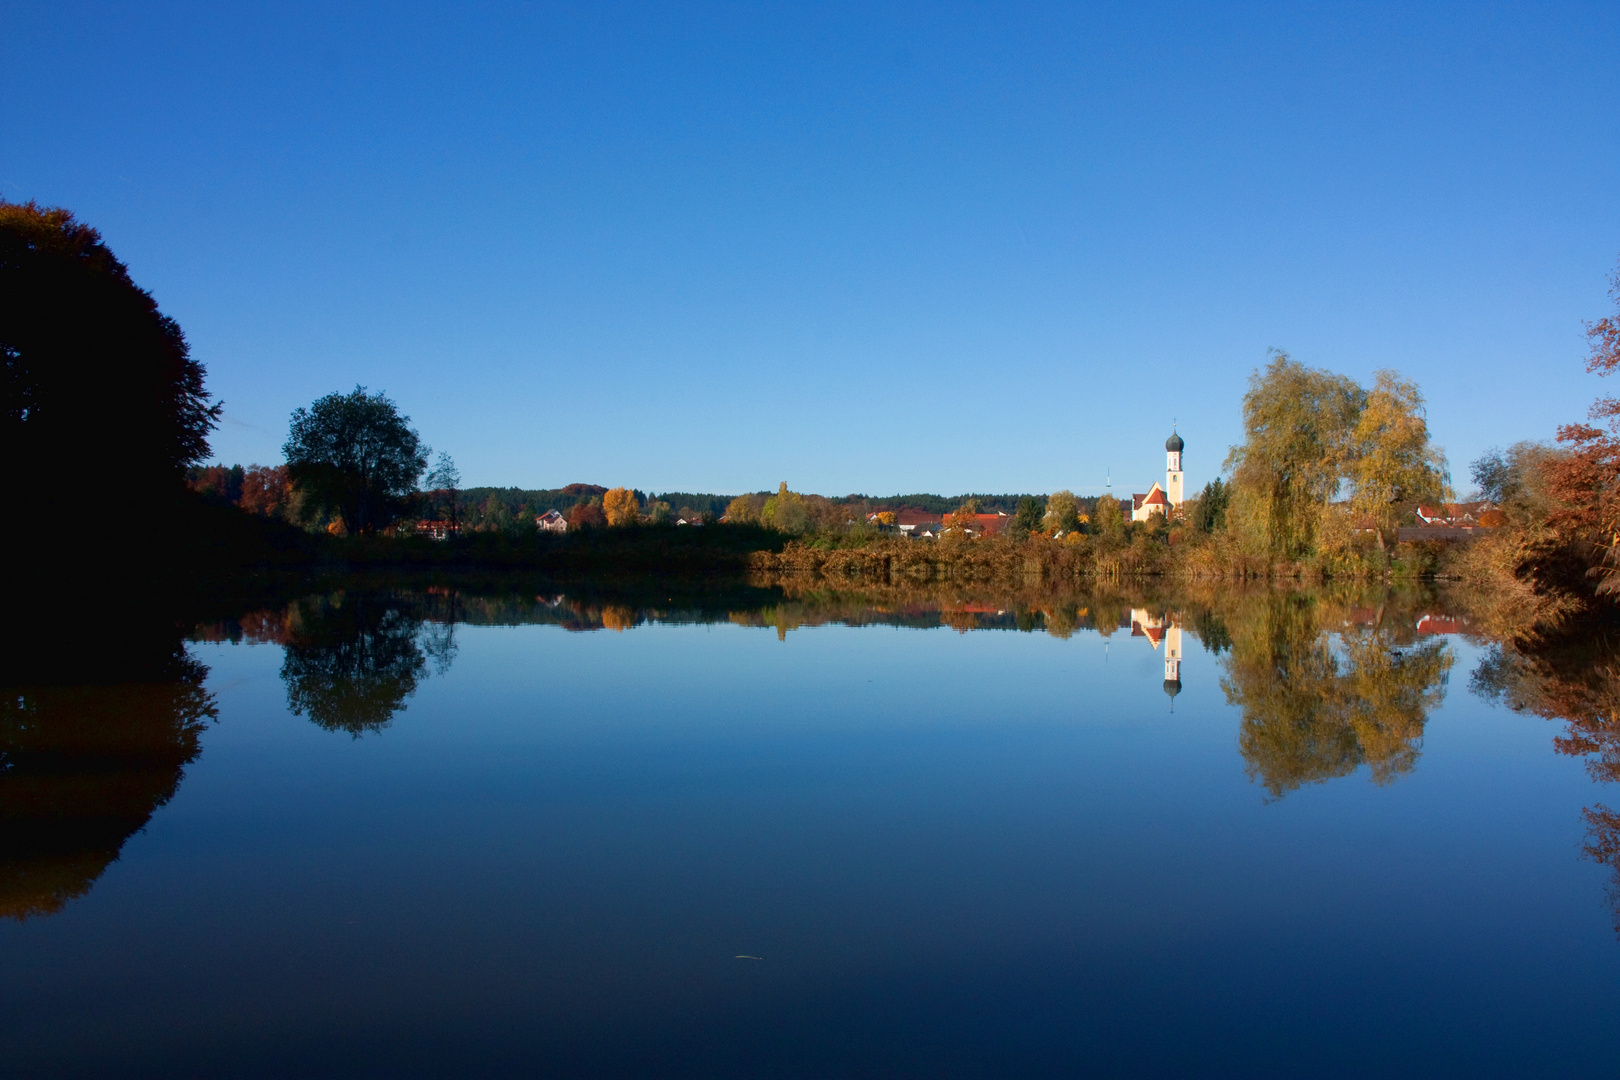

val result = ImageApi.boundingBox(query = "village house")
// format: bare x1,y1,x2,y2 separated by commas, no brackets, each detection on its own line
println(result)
955,511,1010,538
1415,502,1501,527
536,509,567,533
416,520,457,541
893,508,945,539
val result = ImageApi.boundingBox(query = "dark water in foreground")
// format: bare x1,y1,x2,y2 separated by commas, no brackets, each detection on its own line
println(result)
4,584,1620,1077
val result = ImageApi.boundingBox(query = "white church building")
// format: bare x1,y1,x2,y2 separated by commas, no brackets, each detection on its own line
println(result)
1130,431,1186,522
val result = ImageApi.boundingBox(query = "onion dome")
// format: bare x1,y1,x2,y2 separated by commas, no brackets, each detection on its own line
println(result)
1163,679,1182,700
1165,431,1185,453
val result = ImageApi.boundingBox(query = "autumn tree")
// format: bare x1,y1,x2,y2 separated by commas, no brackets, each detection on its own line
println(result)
724,493,763,523
1044,490,1080,534
603,487,640,526
761,482,809,533
187,464,245,504
239,464,291,518
1550,259,1620,593
1,200,220,520
1348,370,1449,552
1225,351,1365,560
284,387,428,535
1092,493,1124,538
948,499,982,537
566,500,606,529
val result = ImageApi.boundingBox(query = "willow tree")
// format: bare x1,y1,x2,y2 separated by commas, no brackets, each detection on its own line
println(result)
1224,352,1364,560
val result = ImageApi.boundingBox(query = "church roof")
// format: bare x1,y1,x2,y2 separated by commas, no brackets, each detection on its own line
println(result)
1166,431,1184,452
1142,486,1169,505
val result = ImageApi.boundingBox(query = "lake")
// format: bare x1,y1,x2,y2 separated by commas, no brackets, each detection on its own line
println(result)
4,582,1618,1077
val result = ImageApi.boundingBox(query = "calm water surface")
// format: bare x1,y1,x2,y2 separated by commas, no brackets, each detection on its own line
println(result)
4,587,1618,1077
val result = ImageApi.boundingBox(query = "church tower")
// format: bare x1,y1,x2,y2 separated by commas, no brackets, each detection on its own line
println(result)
1165,430,1185,509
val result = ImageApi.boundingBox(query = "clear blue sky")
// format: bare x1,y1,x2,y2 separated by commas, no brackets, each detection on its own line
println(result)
4,1,1618,497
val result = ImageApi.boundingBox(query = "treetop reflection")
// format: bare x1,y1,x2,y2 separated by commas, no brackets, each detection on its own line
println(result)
277,594,457,737
0,631,216,921
1220,591,1453,799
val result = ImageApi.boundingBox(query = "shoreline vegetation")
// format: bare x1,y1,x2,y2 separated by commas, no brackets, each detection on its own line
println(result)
7,197,1620,643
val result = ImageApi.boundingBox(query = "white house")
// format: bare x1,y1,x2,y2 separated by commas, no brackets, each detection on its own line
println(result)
536,509,568,533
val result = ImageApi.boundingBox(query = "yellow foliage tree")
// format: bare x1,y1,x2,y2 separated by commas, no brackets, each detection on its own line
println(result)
603,487,640,526
724,494,761,523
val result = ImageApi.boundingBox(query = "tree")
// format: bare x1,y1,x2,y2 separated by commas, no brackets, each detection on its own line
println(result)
1044,490,1080,534
1093,493,1125,538
1,200,219,510
761,482,809,533
1011,495,1044,538
1550,258,1620,593
423,452,461,531
239,464,291,518
948,500,981,538
1225,351,1365,560
187,464,244,504
1348,370,1449,552
1188,478,1230,533
603,487,640,526
566,500,606,529
284,386,428,535
1471,443,1562,524
724,494,762,523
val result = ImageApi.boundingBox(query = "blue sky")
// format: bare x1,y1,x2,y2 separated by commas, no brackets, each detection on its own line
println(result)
4,1,1618,496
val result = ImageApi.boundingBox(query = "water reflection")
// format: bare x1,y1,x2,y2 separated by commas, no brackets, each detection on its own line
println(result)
1219,592,1453,799
1473,633,1620,932
3,579,1479,925
279,594,457,737
0,634,215,920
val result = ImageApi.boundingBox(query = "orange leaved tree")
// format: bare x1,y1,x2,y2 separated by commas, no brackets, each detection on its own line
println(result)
1551,260,1620,593
603,487,640,527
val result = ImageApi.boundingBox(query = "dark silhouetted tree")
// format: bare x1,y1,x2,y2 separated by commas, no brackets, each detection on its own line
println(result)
1,200,219,513
284,387,428,534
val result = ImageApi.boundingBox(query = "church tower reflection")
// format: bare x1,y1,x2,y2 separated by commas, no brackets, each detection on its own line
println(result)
1130,609,1184,708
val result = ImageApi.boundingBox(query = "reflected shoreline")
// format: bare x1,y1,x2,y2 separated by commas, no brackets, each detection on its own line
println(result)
6,572,1617,926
